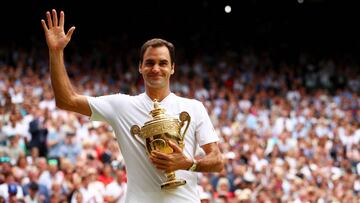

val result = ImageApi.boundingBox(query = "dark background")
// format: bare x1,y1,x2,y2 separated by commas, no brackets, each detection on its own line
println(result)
0,0,359,56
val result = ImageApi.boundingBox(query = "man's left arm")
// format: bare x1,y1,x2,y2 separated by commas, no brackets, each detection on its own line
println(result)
150,141,224,173
191,142,224,172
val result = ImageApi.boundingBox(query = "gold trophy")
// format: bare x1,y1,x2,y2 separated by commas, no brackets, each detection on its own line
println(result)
130,100,191,190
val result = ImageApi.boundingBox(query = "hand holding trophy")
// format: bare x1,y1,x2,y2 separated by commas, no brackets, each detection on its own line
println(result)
130,100,191,190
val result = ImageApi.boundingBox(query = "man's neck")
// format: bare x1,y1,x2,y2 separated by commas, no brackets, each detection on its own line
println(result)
145,88,171,102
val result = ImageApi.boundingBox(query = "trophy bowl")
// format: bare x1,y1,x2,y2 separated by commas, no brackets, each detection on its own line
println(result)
130,99,191,190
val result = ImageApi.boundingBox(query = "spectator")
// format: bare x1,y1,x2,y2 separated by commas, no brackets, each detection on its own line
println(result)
28,109,48,157
0,172,24,202
58,132,81,164
22,167,49,203
23,182,43,203
104,168,127,203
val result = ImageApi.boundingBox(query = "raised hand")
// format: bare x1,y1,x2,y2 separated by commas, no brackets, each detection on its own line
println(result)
41,9,75,51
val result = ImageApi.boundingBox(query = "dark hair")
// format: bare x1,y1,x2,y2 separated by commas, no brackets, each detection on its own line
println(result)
29,182,39,191
139,38,175,65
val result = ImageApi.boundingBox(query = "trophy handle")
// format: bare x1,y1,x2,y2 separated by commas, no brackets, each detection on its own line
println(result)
130,125,146,149
179,112,191,142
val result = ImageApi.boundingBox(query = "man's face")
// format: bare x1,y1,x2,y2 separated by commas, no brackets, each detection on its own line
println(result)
139,46,174,89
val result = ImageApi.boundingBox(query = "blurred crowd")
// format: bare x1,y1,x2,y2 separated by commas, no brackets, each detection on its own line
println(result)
0,45,359,203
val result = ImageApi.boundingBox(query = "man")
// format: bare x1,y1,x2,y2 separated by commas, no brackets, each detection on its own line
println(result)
22,167,50,203
104,168,127,203
0,173,24,202
23,182,43,203
41,9,224,203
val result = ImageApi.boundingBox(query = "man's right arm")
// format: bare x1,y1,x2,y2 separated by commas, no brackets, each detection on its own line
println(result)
49,50,91,116
42,9,91,117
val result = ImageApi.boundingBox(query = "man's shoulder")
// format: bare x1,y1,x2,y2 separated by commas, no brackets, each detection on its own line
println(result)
99,93,131,98
89,93,141,103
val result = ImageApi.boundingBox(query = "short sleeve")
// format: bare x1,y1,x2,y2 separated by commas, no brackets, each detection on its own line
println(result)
87,94,130,125
87,96,110,122
195,101,219,146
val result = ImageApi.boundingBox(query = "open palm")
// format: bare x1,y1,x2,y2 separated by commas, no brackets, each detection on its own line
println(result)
41,9,75,51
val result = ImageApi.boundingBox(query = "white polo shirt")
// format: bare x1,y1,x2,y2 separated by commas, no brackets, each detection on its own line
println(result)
87,92,219,203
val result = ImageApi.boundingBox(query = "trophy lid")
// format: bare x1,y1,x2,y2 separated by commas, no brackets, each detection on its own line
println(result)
150,99,166,119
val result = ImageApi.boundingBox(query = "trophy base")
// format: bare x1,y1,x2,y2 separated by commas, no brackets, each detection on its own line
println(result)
161,179,186,190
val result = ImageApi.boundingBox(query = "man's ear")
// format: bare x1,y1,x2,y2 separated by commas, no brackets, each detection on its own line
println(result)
171,65,175,75
139,65,142,74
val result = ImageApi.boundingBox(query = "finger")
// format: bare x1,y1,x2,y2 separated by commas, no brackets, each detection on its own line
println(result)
168,140,182,153
59,11,64,28
151,151,170,160
52,9,58,27
150,156,168,165
66,26,76,39
46,11,53,29
41,19,48,31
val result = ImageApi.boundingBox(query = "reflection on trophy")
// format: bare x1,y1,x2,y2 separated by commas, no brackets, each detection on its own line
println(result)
130,100,191,190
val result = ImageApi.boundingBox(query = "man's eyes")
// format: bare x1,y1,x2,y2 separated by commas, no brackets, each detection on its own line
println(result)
145,61,168,66
145,62,155,66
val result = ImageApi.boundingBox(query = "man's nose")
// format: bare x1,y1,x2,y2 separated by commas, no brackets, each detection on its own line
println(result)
151,65,160,73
